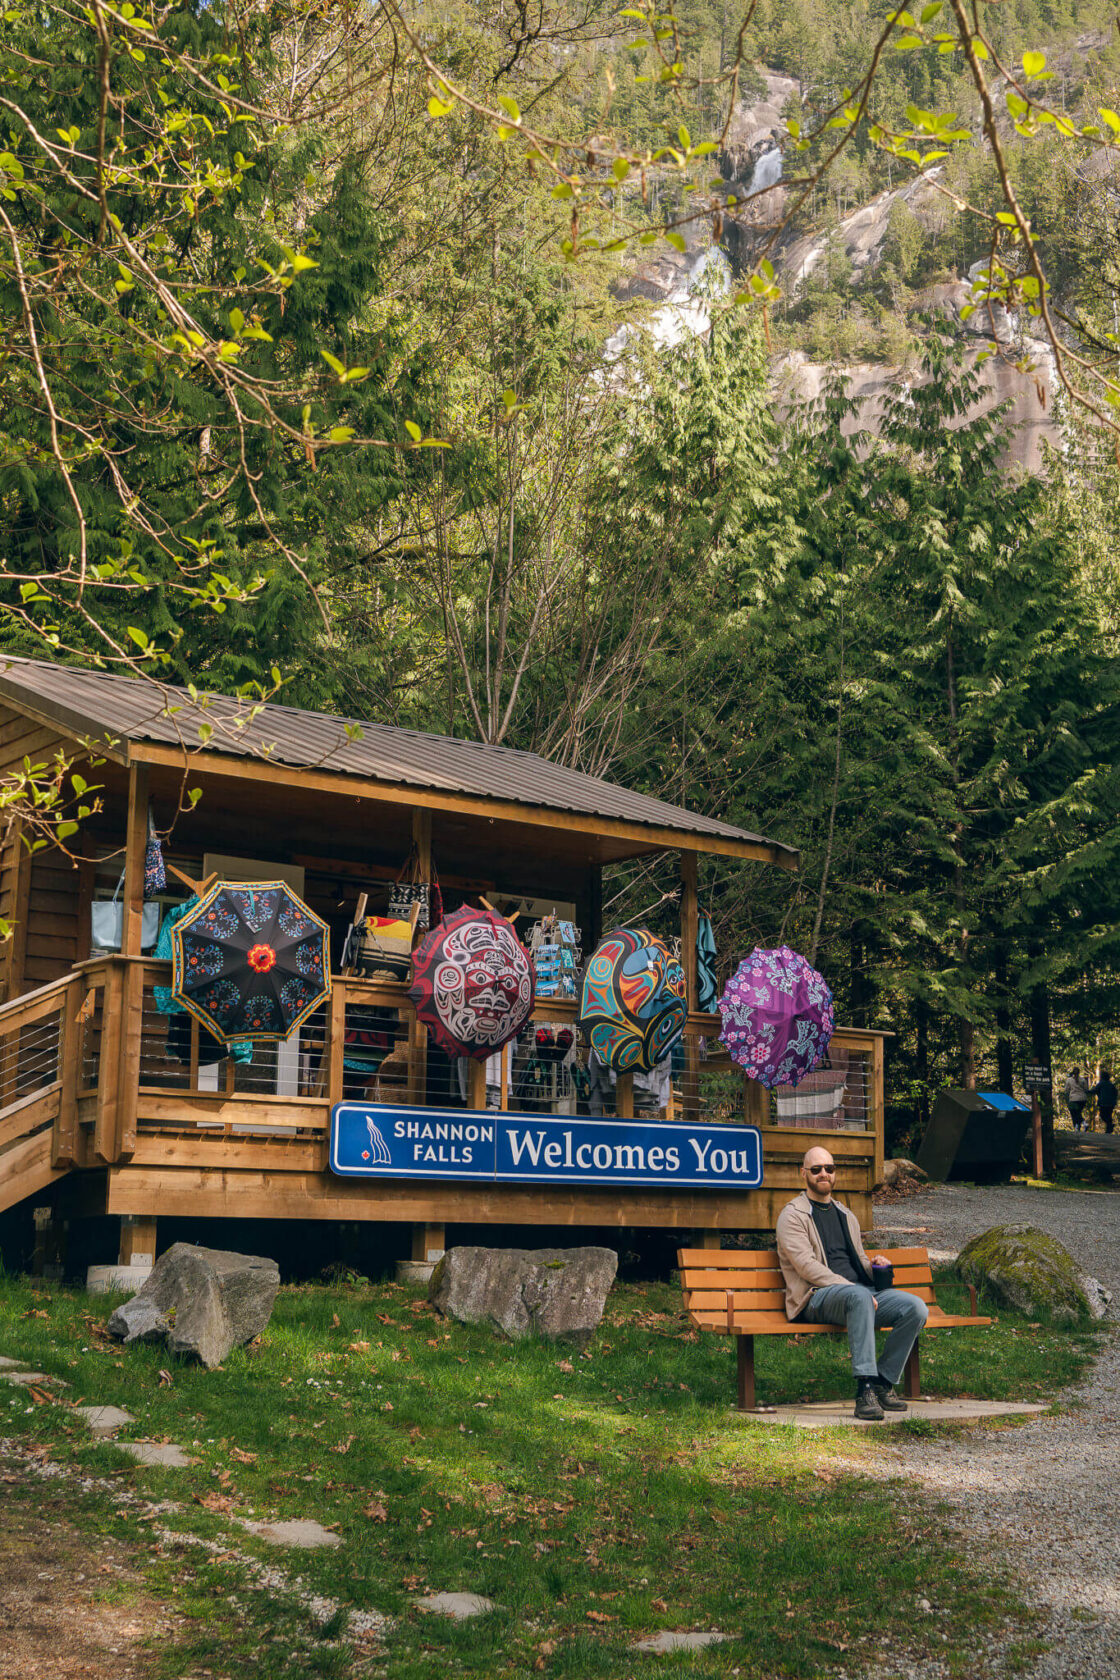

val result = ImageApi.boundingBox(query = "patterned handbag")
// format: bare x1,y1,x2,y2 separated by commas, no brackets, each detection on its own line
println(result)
143,807,166,898
357,915,414,980
387,845,441,932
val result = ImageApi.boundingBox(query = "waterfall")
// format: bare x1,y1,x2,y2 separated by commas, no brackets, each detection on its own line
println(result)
747,148,782,198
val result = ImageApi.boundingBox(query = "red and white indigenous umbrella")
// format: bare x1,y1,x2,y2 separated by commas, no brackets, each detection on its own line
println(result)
408,905,534,1060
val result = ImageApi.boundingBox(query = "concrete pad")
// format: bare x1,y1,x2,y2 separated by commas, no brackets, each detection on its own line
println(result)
731,1397,1050,1429
116,1441,193,1467
0,1356,27,1369
73,1404,135,1436
241,1518,342,1550
634,1631,729,1653
0,1371,52,1386
414,1592,495,1619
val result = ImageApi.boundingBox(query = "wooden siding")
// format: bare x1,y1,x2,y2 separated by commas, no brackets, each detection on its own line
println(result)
0,706,79,1000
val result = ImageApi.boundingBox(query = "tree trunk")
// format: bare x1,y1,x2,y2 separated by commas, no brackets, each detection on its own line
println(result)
1028,947,1054,1175
994,943,1013,1092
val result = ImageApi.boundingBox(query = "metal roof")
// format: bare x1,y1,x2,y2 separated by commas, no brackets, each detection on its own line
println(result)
0,655,798,862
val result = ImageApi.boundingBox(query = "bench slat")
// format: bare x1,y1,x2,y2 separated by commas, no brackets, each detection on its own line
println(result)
677,1245,933,1268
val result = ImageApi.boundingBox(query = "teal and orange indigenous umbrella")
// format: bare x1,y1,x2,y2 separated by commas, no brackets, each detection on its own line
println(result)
170,880,331,1041
578,927,686,1072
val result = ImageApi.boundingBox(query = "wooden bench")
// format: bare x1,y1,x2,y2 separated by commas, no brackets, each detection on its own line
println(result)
677,1246,991,1412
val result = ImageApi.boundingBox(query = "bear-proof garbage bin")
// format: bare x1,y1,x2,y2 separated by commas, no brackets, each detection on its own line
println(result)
916,1088,1031,1184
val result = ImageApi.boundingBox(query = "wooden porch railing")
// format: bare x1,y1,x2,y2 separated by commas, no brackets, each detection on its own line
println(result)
0,970,84,1212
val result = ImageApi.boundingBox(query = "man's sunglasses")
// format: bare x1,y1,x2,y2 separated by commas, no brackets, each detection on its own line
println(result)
805,1164,836,1175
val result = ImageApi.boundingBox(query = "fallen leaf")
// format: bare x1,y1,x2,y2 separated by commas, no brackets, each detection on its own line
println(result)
331,1436,355,1455
229,1447,257,1465
364,1500,389,1521
586,1609,615,1623
407,1426,423,1441
158,1369,173,1388
348,1341,371,1354
556,1360,574,1374
195,1491,235,1515
652,1597,668,1612
331,1314,340,1328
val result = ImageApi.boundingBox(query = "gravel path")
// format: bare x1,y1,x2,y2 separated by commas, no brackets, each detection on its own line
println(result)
865,1182,1120,1680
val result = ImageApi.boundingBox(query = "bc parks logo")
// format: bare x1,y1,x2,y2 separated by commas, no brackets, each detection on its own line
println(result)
330,1104,763,1189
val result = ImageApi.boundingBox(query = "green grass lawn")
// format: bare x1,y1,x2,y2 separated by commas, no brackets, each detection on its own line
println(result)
0,1270,1104,1679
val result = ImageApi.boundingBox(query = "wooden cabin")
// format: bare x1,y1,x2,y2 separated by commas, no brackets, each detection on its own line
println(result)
0,656,885,1276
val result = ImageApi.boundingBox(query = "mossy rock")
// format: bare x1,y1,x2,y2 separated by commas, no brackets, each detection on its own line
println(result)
956,1225,1091,1325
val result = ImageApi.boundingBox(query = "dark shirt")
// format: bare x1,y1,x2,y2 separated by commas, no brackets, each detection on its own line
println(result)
809,1199,865,1285
1092,1078,1118,1114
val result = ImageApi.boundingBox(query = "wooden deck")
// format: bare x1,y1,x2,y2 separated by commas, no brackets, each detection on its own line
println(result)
0,957,884,1232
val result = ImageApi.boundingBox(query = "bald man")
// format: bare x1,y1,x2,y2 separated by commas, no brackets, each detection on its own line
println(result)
775,1145,928,1421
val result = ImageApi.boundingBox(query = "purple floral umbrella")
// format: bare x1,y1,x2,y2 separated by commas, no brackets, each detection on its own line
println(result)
717,946,834,1090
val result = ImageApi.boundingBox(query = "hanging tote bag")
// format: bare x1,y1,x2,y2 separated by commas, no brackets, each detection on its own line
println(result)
387,846,442,932
143,807,166,898
91,871,160,952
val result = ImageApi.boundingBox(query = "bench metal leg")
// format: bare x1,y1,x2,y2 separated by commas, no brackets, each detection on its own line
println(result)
734,1336,777,1413
903,1341,921,1400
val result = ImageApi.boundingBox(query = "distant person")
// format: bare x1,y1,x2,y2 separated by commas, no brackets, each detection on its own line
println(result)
775,1146,928,1422
1066,1069,1090,1132
1090,1069,1117,1135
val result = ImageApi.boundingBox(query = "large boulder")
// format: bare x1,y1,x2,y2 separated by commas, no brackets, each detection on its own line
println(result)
107,1243,280,1368
955,1225,1095,1325
873,1157,928,1194
429,1246,617,1348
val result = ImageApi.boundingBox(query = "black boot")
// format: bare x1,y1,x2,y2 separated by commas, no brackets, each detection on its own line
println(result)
853,1379,884,1421
871,1376,908,1412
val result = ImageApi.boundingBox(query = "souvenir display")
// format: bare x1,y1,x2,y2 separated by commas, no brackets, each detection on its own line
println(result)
143,807,166,898
528,914,581,999
718,945,834,1089
578,927,687,1072
170,880,331,1041
408,904,534,1060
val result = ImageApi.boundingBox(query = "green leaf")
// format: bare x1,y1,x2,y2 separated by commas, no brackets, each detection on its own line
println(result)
497,95,521,123
341,367,370,383
919,1,942,19
663,230,686,252
290,253,318,272
328,426,355,442
404,420,422,442
501,389,518,411
1022,49,1046,76
127,627,149,650
427,96,454,118
320,349,345,377
55,821,79,840
1099,107,1120,133
613,158,630,182
677,124,691,149
229,307,245,334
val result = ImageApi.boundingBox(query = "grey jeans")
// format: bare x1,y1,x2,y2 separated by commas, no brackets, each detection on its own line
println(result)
801,1283,929,1383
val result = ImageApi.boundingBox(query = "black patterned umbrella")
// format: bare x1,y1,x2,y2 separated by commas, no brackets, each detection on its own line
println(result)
170,880,331,1041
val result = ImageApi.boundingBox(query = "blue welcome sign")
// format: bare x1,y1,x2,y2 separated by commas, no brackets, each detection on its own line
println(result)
330,1103,763,1190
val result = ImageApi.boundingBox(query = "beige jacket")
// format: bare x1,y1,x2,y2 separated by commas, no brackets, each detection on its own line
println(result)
774,1191,873,1320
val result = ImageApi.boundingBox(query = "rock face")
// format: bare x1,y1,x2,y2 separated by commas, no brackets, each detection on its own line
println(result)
955,1225,1093,1324
429,1246,617,1348
107,1243,280,1368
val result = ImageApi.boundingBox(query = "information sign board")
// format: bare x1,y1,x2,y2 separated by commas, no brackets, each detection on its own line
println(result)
330,1103,763,1191
1022,1064,1052,1091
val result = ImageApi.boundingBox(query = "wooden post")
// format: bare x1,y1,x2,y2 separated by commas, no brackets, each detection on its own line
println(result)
121,763,149,959
118,1214,157,1268
409,808,430,1108
468,1058,487,1109
116,959,143,1156
616,1069,634,1117
327,982,346,1104
52,976,82,1168
93,960,124,1163
1031,1088,1043,1178
411,1223,445,1264
679,851,699,1119
871,1034,885,1187
700,1229,722,1249
743,1077,769,1128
